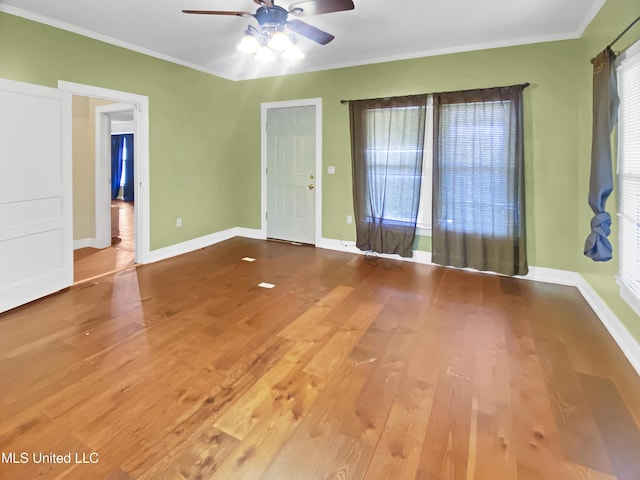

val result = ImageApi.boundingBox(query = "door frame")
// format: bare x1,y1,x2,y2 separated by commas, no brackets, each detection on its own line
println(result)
58,81,150,265
95,103,136,250
260,98,322,245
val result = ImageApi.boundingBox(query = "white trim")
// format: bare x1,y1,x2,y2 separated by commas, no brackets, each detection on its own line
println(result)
576,277,640,378
73,238,97,250
517,266,582,286
316,237,433,264
1,4,606,82
574,0,607,38
617,37,640,65
60,89,74,288
416,227,432,237
146,227,263,264
0,5,227,80
261,98,323,245
227,32,585,81
619,281,640,318
95,104,136,249
58,81,151,265
146,228,237,264
236,227,267,240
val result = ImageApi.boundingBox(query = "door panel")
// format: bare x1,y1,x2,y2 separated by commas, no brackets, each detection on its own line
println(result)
266,106,316,244
0,79,72,313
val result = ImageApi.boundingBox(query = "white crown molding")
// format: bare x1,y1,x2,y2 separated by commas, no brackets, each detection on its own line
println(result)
574,0,607,38
2,4,600,83
0,5,230,81
234,32,582,82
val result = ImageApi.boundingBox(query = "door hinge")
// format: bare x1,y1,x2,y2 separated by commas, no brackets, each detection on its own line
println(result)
266,211,268,219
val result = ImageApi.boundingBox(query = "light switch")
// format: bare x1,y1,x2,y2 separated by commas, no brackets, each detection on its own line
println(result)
327,165,336,174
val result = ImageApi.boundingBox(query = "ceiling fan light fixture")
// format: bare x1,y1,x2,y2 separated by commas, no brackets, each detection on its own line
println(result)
254,46,277,62
282,43,305,60
237,32,260,53
268,30,292,51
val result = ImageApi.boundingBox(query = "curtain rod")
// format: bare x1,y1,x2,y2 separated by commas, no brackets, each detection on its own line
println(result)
339,82,530,104
608,15,640,50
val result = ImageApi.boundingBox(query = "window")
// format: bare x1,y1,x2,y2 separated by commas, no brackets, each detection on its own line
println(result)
348,86,525,265
617,39,640,314
417,97,433,232
363,98,433,231
437,99,517,237
431,85,527,276
349,95,429,258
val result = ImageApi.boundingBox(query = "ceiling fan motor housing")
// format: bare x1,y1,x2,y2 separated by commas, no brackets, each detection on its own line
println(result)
255,5,289,29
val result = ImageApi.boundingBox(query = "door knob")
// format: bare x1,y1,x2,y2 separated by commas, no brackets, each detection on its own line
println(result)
308,184,315,190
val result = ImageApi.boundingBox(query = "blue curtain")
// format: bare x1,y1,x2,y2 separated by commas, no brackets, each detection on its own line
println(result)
122,133,134,202
110,135,125,200
110,134,135,202
584,48,619,261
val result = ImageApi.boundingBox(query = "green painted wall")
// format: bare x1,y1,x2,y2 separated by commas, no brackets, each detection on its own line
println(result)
233,38,585,271
575,0,640,342
0,12,241,250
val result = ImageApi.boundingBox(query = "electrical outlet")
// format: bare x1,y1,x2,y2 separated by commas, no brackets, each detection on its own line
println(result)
176,218,182,227
346,215,353,224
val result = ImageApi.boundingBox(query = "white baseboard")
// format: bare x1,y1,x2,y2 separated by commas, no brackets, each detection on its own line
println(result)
518,266,582,286
317,236,640,377
575,277,640,377
73,238,98,250
146,227,265,264
146,228,238,264
236,227,266,240
316,237,433,263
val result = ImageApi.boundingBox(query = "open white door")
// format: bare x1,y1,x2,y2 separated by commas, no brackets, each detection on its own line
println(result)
0,79,72,313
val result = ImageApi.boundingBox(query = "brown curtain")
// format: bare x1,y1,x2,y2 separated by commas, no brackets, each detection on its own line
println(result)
432,85,528,275
348,95,428,258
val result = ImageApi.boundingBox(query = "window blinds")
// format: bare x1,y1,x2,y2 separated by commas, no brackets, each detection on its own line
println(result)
617,40,640,312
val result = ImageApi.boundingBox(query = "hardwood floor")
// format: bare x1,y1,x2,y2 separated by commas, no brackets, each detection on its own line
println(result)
1,237,640,479
73,201,135,284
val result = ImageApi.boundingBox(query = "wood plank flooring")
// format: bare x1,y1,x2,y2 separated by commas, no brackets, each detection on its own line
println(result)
1,237,640,479
73,200,135,284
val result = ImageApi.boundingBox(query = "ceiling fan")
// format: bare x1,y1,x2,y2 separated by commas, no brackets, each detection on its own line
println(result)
183,0,355,61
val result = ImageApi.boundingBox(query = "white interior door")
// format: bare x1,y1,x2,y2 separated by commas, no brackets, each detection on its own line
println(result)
266,105,316,244
0,79,72,313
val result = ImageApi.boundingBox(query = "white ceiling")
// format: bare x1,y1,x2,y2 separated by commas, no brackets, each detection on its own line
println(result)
1,0,605,81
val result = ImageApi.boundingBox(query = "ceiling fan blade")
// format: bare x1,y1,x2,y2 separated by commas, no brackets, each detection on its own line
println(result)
286,19,334,45
288,0,354,16
182,10,252,17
